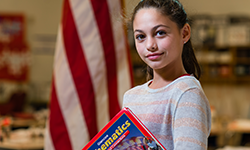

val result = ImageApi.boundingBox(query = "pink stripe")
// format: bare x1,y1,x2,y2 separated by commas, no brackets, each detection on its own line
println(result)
62,0,98,138
124,99,176,107
174,118,208,135
174,137,206,149
49,78,72,150
90,0,120,118
137,113,172,124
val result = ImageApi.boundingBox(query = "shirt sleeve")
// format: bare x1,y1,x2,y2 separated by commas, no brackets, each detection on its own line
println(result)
172,87,211,150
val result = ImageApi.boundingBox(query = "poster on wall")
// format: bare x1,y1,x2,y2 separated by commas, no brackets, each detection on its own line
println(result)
0,14,29,82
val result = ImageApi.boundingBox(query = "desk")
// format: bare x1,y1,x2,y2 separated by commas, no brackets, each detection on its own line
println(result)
226,119,250,146
11,119,37,129
0,138,43,150
0,128,44,150
228,119,250,133
216,146,250,150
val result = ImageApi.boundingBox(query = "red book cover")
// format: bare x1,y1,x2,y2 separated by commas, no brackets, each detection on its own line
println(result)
83,107,166,150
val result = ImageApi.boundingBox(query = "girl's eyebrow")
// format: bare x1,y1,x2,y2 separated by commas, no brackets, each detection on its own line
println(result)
134,24,170,33
152,24,170,31
134,29,143,33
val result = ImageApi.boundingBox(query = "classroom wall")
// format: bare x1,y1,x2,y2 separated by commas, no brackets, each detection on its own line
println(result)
0,0,63,102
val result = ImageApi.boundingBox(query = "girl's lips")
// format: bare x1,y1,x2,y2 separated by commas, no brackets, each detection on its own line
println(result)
146,52,163,60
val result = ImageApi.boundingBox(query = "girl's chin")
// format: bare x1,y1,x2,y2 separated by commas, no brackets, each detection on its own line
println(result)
148,64,165,70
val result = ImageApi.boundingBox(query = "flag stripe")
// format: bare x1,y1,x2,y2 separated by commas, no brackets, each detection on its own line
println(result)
90,0,120,119
49,78,73,150
62,0,98,138
70,0,110,130
54,25,89,149
106,0,134,106
44,122,55,150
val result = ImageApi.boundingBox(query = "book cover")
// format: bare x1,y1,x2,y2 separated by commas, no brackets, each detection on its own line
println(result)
83,107,166,150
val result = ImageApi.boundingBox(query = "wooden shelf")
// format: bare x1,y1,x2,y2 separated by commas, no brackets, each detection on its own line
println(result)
197,46,250,84
236,57,250,64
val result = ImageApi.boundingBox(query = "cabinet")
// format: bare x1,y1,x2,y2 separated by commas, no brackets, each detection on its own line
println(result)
191,14,250,84
195,45,250,83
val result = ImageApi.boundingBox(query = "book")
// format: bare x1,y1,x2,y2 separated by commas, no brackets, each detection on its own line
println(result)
82,107,166,150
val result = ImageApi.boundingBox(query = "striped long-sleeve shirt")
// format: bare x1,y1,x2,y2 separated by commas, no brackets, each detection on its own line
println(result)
123,75,211,150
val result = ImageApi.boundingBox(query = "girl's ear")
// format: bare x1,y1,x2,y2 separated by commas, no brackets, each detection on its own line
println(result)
182,23,191,44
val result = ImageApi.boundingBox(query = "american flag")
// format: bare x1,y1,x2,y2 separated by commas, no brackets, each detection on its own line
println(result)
44,0,133,149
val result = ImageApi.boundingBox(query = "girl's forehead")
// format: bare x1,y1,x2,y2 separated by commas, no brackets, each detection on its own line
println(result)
133,8,172,26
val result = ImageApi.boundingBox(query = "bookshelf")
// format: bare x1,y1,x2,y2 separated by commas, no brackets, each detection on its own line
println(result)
191,14,250,84
196,45,250,83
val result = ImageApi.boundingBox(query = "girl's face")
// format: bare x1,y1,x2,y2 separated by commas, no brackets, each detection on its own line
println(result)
133,8,189,72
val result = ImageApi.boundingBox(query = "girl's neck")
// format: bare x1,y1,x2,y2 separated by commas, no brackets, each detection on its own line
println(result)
149,68,187,89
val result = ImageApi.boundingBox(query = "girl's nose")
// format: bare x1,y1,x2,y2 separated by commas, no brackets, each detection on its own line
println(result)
146,37,157,51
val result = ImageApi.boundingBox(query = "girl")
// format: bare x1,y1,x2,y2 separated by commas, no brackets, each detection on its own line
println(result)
123,0,211,149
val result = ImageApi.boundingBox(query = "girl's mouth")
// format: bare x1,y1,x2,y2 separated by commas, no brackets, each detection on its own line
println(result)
146,52,164,60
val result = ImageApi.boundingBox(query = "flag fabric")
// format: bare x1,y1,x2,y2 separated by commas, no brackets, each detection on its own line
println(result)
44,0,133,149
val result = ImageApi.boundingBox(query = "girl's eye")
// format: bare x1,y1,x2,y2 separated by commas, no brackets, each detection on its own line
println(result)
156,30,166,36
135,34,145,41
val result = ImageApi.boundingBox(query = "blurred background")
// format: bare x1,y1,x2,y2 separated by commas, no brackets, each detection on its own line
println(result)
0,0,250,150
